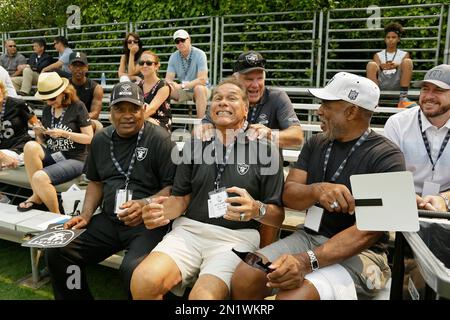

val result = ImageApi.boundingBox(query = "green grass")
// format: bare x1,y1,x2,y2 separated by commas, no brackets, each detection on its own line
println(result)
0,239,127,300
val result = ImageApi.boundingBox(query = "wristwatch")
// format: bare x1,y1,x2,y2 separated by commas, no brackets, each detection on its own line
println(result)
253,201,267,221
440,193,450,211
307,250,319,272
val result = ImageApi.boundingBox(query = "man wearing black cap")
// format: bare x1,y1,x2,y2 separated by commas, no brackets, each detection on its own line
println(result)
385,64,450,212
69,51,104,126
201,51,303,149
45,81,176,299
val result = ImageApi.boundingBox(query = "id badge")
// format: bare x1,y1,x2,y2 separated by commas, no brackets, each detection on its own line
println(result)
115,189,133,214
208,187,228,218
51,151,66,163
304,205,323,232
422,181,440,197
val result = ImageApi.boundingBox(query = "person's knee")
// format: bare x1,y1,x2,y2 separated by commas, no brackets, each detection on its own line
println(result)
23,67,32,76
23,140,42,155
130,262,169,299
401,58,413,69
231,261,268,299
366,61,378,71
32,170,51,185
193,85,207,99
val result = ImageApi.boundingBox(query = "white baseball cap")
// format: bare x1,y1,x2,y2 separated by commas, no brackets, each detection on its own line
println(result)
308,72,380,112
173,29,189,40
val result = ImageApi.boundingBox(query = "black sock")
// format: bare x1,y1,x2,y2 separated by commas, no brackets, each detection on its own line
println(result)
400,87,408,99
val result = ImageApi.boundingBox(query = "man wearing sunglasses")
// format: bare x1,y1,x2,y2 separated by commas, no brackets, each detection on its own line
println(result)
0,39,27,77
42,36,73,79
199,51,303,149
165,29,210,119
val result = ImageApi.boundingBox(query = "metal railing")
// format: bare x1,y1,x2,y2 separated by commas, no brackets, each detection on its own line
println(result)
324,3,445,85
1,5,449,90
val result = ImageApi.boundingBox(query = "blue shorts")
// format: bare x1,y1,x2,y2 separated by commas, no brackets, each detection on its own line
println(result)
41,147,84,185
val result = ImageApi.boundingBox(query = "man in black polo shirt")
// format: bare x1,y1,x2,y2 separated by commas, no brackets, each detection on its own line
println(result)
131,77,285,300
232,72,406,300
200,51,303,149
45,82,176,299
69,51,104,131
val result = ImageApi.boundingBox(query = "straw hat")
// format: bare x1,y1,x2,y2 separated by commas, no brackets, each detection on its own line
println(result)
35,72,69,100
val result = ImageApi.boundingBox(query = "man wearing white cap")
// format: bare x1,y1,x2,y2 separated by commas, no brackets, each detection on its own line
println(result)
385,64,450,212
232,72,406,300
165,29,210,118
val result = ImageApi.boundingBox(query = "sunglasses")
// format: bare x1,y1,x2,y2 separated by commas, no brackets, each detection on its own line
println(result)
44,97,57,102
232,248,272,273
127,40,139,44
174,38,186,44
8,45,16,48
138,60,156,66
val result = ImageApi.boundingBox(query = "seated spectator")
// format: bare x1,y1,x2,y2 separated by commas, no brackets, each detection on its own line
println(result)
137,50,172,131
0,66,17,97
17,72,93,214
42,36,73,79
165,29,210,119
366,22,417,109
0,39,27,77
131,77,285,300
231,72,406,300
12,38,53,96
199,51,303,149
385,64,450,212
45,81,176,299
68,51,104,132
118,33,143,82
0,80,35,168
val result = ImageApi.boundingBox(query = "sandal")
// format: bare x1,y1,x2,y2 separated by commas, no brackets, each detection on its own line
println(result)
17,201,38,212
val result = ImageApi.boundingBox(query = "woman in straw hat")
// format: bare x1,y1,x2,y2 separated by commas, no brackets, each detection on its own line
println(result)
17,72,93,214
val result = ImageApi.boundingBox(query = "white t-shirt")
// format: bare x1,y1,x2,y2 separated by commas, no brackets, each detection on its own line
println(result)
384,106,450,194
376,49,407,75
0,66,17,97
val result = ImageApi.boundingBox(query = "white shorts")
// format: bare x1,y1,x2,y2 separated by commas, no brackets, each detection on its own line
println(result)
152,217,260,296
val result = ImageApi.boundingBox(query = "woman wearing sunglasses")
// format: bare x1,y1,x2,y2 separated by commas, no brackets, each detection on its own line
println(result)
17,72,93,214
137,51,172,132
118,33,143,82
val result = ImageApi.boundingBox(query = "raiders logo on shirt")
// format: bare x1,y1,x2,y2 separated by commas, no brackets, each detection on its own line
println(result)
237,163,249,175
136,147,148,161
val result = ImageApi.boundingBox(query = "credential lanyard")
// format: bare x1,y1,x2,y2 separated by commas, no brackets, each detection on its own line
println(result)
51,107,66,129
418,110,450,177
322,129,371,182
110,125,145,190
213,122,248,190
0,99,6,124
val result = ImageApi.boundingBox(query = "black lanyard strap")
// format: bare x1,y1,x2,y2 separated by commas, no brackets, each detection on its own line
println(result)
0,99,6,124
249,104,261,124
212,122,248,190
322,129,371,182
51,107,66,129
418,110,450,173
110,124,145,190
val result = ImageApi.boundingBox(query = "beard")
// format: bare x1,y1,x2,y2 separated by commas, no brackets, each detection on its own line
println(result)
420,100,450,118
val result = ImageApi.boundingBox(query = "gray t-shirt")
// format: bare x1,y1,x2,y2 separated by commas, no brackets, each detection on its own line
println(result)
167,46,209,86
0,53,27,75
59,47,73,73
204,87,300,129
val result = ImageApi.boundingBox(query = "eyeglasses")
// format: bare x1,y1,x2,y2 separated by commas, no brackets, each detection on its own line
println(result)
127,40,139,44
232,248,272,273
138,60,156,66
174,38,186,44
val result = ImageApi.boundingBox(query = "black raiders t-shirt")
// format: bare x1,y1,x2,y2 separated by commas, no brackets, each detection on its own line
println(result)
295,131,406,251
85,122,176,217
41,100,91,161
0,97,34,152
172,134,284,230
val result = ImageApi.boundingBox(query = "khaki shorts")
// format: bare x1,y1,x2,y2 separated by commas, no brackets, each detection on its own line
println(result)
257,227,391,299
152,217,260,296
174,86,211,103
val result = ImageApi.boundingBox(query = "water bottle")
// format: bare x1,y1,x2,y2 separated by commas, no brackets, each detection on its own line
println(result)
100,72,106,87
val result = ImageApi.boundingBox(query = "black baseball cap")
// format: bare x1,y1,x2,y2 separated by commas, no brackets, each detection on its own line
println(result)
233,51,266,74
69,51,88,65
110,82,144,107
